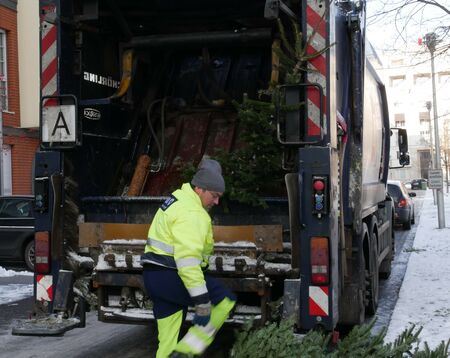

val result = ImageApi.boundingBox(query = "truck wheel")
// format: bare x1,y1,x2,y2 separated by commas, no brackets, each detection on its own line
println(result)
379,223,394,279
366,225,379,315
24,240,35,272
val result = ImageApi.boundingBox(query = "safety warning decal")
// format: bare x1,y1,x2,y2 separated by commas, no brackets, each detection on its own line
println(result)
36,274,53,302
309,286,329,316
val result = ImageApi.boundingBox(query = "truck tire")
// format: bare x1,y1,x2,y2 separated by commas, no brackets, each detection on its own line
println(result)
24,240,35,272
339,248,366,325
379,222,394,279
366,220,379,315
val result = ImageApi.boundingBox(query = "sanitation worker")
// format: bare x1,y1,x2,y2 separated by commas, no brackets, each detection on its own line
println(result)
141,158,236,358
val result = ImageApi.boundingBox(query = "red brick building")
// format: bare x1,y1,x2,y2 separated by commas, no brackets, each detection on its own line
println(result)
0,0,39,195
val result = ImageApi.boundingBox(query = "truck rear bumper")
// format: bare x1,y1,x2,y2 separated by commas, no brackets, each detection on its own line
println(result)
99,305,262,326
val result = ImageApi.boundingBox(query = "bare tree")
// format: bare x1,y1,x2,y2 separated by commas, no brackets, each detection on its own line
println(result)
367,0,449,54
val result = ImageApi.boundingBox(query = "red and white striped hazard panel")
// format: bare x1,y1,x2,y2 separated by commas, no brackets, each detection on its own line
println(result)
306,0,327,136
309,286,329,316
36,274,53,302
41,5,58,105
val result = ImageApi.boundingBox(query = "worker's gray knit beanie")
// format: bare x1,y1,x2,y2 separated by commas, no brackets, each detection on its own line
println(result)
191,159,225,193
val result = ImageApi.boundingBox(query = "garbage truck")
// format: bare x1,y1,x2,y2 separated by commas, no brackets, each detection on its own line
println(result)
14,0,410,335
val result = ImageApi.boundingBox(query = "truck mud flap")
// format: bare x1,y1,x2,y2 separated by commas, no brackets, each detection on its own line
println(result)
11,315,81,336
282,279,301,326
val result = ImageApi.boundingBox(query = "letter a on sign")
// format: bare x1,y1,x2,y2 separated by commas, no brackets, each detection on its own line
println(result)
52,111,71,136
42,104,76,145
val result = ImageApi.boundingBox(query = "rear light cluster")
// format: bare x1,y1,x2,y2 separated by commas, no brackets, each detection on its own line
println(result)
311,237,329,285
398,199,407,207
35,231,50,274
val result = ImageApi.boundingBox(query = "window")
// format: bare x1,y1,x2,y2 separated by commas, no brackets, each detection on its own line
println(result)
419,111,430,125
390,75,405,87
394,113,405,127
0,199,32,218
0,29,7,111
414,73,431,86
387,184,401,201
391,58,404,67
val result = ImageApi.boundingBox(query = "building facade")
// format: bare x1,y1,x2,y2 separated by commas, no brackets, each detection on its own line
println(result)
0,0,39,195
380,46,450,183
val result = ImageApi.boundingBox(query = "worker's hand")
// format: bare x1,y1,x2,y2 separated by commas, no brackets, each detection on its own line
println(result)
200,260,209,271
193,302,211,326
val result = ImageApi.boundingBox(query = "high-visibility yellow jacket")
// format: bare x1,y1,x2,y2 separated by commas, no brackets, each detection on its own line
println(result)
142,183,213,304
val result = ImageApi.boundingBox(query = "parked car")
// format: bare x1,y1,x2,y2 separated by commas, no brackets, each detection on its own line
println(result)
0,196,35,271
410,178,427,190
387,180,416,230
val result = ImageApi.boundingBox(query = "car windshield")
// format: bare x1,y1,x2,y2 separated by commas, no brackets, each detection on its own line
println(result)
387,184,402,201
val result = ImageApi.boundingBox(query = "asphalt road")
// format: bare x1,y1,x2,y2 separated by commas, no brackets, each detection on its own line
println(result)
0,310,231,358
0,271,230,357
0,190,426,357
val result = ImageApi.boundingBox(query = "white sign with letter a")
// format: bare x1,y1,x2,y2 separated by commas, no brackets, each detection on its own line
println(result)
42,104,76,144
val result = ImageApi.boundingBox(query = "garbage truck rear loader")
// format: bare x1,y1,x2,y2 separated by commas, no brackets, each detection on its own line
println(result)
14,0,410,336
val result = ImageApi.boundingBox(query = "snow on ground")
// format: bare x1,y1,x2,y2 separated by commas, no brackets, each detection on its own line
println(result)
0,266,33,278
385,189,450,349
0,283,33,306
0,266,33,305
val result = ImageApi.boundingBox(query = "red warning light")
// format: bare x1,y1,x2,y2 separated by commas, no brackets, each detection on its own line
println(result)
313,180,325,191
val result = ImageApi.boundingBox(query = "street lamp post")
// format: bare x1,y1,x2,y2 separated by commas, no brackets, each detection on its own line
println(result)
426,101,436,204
426,101,433,166
424,32,445,228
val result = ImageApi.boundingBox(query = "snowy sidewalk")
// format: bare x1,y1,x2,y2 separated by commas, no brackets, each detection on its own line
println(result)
385,189,450,349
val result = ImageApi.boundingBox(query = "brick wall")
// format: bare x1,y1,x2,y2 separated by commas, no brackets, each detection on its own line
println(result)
0,5,20,126
1,4,38,195
4,134,39,194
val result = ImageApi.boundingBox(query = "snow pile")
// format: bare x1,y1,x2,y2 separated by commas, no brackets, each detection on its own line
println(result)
102,239,147,245
67,250,95,264
0,266,34,305
0,266,33,277
96,253,143,270
385,190,450,349
0,284,33,305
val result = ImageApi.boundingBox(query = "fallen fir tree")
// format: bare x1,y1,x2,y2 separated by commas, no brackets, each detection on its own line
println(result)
229,319,450,358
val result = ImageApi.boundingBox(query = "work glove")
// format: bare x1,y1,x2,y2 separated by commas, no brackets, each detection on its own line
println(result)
200,260,209,271
193,301,211,326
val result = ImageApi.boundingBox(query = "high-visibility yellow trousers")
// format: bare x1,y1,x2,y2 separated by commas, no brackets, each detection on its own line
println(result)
156,297,235,358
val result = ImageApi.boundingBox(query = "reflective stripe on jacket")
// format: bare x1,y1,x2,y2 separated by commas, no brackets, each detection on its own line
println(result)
142,183,214,304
